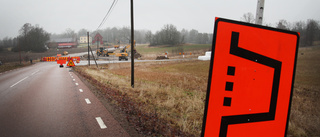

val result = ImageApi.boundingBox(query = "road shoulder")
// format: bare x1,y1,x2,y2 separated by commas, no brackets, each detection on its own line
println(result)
73,68,142,137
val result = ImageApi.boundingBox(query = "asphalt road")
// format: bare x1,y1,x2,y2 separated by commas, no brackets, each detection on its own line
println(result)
0,62,130,137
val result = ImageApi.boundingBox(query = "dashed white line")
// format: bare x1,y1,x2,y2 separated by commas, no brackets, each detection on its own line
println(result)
75,83,79,86
85,98,91,104
10,76,29,88
31,70,40,75
95,117,107,129
79,89,83,92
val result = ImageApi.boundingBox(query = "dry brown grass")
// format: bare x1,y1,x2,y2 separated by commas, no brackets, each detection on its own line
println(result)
287,45,320,137
74,45,320,136
0,47,88,63
0,62,33,73
75,60,210,136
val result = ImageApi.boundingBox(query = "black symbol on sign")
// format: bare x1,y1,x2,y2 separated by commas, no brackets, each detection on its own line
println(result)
219,32,282,137
223,66,236,107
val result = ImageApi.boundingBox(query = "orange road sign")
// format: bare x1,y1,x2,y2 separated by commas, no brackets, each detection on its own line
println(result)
201,18,299,137
67,59,75,67
57,60,66,65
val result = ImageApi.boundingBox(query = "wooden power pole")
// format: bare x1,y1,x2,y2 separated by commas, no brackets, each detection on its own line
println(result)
131,0,134,88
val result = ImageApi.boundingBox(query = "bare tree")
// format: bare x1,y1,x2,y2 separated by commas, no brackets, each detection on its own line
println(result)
188,29,198,43
145,31,153,44
241,12,255,23
77,29,88,36
305,19,319,46
276,19,289,30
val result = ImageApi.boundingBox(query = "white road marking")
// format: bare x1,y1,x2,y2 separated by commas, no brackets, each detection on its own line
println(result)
79,89,83,92
85,98,91,104
75,83,79,86
31,70,40,75
10,76,29,88
95,117,107,129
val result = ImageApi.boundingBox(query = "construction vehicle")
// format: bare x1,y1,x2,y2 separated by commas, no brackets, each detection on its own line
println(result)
113,45,120,49
115,45,130,61
95,40,141,61
115,40,141,61
96,47,116,57
96,47,106,56
63,51,68,55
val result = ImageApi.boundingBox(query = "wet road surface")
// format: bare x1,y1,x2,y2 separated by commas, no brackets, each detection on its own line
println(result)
0,62,129,137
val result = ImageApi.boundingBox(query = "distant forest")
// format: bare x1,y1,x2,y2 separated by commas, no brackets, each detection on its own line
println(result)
241,12,320,47
1,16,319,52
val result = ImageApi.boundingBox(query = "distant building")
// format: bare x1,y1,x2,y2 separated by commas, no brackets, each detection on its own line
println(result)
47,38,78,49
79,36,92,44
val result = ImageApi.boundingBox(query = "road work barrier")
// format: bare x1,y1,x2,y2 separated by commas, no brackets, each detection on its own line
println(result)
41,56,80,67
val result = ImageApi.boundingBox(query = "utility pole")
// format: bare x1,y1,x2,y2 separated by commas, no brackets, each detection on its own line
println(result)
131,0,134,88
255,0,265,25
97,35,99,56
87,32,90,66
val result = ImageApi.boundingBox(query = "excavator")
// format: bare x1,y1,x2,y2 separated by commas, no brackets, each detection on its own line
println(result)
115,40,141,61
96,47,116,57
97,40,141,61
115,44,130,61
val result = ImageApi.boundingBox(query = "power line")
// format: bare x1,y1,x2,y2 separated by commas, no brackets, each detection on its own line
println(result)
96,0,119,30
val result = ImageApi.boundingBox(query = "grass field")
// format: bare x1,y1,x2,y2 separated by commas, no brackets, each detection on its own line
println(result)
0,62,33,73
75,60,209,136
74,45,320,136
287,45,320,136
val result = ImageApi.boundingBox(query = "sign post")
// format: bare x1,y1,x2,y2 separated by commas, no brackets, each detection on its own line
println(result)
201,18,299,137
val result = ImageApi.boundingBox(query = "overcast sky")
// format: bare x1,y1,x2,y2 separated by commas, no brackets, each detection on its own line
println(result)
0,0,319,39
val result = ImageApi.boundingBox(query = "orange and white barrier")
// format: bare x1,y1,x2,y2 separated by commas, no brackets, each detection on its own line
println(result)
41,56,81,67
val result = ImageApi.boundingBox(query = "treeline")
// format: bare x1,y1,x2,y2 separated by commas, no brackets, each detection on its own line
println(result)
0,23,50,52
241,13,320,47
145,24,213,46
1,18,319,52
92,27,149,44
276,19,320,46
92,26,213,46
49,27,149,45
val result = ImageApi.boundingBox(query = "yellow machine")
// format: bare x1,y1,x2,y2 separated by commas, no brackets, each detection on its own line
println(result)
96,47,107,56
97,47,116,57
113,45,120,49
115,44,131,61
97,41,139,61
63,51,68,55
